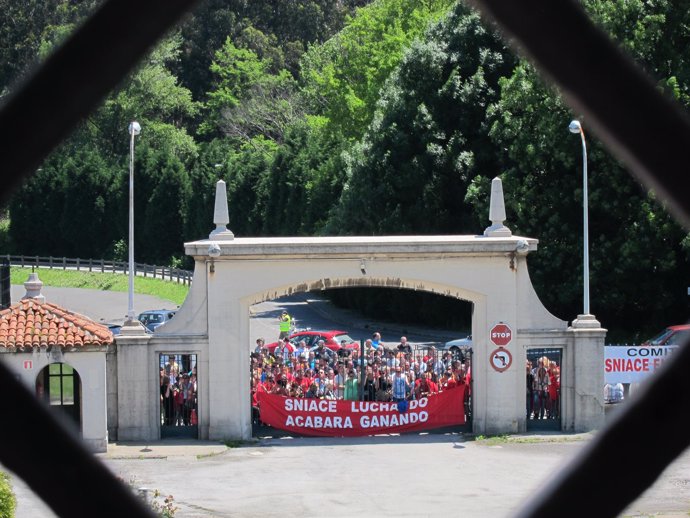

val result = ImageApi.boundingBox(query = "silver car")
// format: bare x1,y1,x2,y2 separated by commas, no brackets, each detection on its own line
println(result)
440,335,472,354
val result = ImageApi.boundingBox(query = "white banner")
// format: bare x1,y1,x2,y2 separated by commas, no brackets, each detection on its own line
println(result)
605,345,678,384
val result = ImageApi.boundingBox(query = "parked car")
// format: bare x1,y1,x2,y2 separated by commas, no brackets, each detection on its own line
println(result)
642,324,690,346
107,324,122,336
438,335,473,355
138,309,177,333
265,330,358,353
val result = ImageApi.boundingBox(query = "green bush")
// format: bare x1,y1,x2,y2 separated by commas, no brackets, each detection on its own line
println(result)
0,472,17,518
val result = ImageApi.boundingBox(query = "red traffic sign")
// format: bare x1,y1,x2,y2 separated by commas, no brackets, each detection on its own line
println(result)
490,323,512,347
490,348,513,372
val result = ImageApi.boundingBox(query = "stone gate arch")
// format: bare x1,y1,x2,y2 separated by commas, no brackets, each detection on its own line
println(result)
115,178,605,441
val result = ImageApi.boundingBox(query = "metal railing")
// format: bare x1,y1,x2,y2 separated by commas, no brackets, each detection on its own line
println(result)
2,254,193,285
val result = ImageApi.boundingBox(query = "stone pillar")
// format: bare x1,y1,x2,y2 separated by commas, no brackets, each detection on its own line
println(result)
116,325,155,440
568,314,606,432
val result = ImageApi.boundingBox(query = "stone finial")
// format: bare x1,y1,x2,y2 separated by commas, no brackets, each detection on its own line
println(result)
209,180,234,240
484,177,512,237
22,272,46,303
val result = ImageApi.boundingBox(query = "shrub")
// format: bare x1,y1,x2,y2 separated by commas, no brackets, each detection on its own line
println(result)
0,471,17,518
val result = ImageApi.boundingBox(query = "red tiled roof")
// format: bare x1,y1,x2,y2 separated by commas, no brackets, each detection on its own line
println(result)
0,299,113,349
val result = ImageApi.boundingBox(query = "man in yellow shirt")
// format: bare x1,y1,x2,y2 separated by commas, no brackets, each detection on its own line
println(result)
278,310,292,340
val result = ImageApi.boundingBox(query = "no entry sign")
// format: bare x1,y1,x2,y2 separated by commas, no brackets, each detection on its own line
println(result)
490,323,512,347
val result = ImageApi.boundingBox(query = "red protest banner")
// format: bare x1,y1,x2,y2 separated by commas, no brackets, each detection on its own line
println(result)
257,386,466,437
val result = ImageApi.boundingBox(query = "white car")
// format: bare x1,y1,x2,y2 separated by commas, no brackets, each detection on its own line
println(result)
441,335,473,354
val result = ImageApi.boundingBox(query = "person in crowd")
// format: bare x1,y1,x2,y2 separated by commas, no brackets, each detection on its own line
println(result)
397,336,412,354
315,368,328,395
305,382,320,398
161,374,174,426
526,360,534,418
344,369,359,401
180,373,193,425
391,366,410,402
289,375,304,397
307,351,317,370
533,358,550,419
273,374,290,396
278,309,292,340
323,380,337,400
298,368,313,393
334,364,347,399
414,371,435,399
364,339,374,354
548,360,560,419
337,343,353,361
363,366,377,401
274,337,294,365
376,366,392,401
371,332,383,350
442,370,457,390
254,337,265,353
165,355,180,385
294,339,309,362
428,346,444,378
173,379,185,425
262,373,276,394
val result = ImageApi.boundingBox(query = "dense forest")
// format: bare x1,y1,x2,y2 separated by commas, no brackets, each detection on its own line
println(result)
1,0,688,342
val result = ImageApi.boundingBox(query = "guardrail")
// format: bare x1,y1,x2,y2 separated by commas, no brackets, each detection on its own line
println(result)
2,254,193,285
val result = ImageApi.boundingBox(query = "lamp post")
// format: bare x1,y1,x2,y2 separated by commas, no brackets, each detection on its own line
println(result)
127,121,141,322
569,119,589,315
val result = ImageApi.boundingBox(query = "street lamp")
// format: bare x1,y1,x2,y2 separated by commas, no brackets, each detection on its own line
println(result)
569,119,589,315
127,121,141,322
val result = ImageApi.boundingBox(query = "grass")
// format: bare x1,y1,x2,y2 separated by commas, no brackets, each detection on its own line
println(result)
472,433,592,445
10,267,190,306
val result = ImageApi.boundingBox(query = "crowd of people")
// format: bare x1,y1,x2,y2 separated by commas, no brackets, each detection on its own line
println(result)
160,355,198,427
525,356,561,420
250,332,472,417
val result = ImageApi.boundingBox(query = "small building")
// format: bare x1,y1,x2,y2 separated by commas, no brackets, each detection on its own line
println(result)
0,273,113,452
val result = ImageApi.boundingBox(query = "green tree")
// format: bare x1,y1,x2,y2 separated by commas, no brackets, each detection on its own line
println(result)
128,145,193,265
58,146,121,257
300,0,456,141
8,158,69,255
261,118,349,235
0,0,100,94
334,2,515,235
487,0,690,340
175,0,362,100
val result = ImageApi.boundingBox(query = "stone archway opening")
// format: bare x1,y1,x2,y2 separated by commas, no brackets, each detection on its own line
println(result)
249,286,475,437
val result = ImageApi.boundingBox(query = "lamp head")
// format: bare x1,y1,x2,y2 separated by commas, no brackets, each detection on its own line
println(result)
568,120,582,134
208,243,221,257
128,121,141,136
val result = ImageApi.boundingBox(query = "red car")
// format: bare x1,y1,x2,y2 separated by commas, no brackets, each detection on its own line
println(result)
642,324,690,346
265,330,358,353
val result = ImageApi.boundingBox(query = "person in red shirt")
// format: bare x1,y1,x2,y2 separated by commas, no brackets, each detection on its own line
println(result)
442,370,458,390
548,361,560,419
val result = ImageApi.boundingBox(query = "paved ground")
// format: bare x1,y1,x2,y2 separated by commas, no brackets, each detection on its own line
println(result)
10,432,690,518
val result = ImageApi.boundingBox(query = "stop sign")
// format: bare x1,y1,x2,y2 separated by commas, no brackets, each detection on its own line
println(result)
490,323,512,346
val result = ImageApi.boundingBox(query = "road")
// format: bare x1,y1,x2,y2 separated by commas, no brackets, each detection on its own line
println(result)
249,292,461,350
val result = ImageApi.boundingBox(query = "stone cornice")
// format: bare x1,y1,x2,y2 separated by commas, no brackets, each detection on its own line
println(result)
185,235,538,260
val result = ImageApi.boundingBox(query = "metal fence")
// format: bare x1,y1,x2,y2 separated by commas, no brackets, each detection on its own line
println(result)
3,254,193,285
